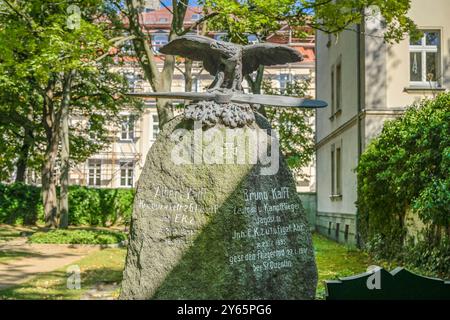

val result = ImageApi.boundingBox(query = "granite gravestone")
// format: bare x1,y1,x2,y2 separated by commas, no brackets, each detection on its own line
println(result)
120,35,322,300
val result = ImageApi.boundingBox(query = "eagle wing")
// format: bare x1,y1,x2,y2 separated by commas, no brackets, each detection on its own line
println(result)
242,43,303,75
159,35,223,75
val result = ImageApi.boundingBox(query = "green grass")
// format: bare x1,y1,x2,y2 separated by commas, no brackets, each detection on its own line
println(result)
28,229,126,245
312,233,382,299
0,233,387,300
0,248,127,300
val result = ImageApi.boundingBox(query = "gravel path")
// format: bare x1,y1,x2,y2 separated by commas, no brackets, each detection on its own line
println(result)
0,238,99,290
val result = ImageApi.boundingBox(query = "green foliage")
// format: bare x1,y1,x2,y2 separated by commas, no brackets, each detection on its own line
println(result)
262,78,315,174
0,0,143,180
404,233,450,277
68,186,135,226
0,183,43,225
357,93,450,278
202,0,418,44
0,183,134,226
28,229,126,245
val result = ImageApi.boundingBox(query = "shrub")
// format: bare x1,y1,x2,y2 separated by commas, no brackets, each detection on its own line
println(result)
68,186,134,226
0,184,134,226
28,229,126,245
0,183,43,225
356,92,450,278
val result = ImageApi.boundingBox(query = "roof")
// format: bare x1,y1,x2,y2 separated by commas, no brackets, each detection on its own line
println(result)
117,6,315,64
141,6,203,29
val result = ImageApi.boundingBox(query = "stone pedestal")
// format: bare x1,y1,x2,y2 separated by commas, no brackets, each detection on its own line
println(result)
120,113,317,299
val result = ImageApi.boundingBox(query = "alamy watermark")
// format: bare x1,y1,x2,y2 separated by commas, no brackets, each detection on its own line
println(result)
66,4,81,30
366,265,382,290
170,121,280,175
67,264,81,290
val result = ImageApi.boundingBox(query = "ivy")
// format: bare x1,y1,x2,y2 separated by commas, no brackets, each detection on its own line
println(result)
356,93,450,278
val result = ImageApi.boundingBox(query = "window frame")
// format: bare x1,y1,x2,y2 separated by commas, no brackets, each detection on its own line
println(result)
335,62,342,112
330,140,343,200
191,14,203,21
279,73,291,94
87,160,102,187
151,114,159,140
151,33,169,53
330,67,335,117
120,161,134,187
409,30,441,87
120,114,135,141
331,144,335,195
336,146,342,195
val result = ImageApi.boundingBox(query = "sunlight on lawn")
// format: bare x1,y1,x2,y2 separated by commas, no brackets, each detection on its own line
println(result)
0,248,126,300
0,233,375,299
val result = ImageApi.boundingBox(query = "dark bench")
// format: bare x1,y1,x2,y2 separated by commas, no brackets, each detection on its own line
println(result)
325,267,450,300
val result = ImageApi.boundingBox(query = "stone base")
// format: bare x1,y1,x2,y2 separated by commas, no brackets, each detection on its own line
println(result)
120,113,317,299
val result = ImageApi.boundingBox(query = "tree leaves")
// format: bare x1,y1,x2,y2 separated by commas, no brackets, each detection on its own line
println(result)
357,92,450,246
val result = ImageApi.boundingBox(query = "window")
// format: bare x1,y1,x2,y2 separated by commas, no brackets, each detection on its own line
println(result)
120,161,134,187
335,63,342,111
193,78,200,92
409,31,440,86
88,160,101,186
121,115,135,140
331,142,342,197
191,14,203,21
330,68,335,116
335,223,340,240
152,114,159,140
124,72,142,91
279,73,291,94
152,33,169,53
214,33,226,41
336,146,342,195
158,17,168,23
331,144,335,195
344,224,349,241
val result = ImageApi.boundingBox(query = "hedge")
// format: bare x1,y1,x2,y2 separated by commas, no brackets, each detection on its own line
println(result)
0,183,134,226
28,229,127,245
356,93,450,278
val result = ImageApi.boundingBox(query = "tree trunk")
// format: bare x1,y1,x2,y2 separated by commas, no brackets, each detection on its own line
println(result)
42,77,59,228
184,59,193,92
15,111,34,183
246,65,266,116
15,127,33,183
42,132,59,228
59,71,75,229
125,0,188,130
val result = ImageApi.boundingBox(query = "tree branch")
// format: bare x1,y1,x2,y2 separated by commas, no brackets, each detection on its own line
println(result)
3,0,38,33
179,12,219,36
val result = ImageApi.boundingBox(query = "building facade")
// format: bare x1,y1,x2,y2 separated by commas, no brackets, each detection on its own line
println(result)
315,0,450,245
70,4,317,192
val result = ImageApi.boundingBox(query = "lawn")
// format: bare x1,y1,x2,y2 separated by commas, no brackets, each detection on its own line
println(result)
313,233,377,299
0,233,380,299
0,248,126,300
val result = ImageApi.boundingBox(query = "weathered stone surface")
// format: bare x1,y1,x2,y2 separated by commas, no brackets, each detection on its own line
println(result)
184,100,255,128
120,113,317,299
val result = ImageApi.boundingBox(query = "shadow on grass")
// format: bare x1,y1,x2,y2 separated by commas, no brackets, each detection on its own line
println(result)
0,250,40,263
0,267,123,300
0,248,126,300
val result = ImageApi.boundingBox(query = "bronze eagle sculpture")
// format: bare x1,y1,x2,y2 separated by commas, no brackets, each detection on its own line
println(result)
127,35,327,127
159,35,303,92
